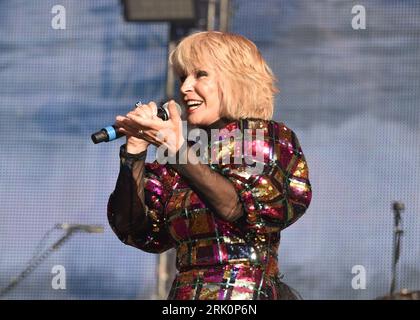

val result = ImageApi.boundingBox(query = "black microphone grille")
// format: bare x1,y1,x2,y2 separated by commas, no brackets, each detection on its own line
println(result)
159,101,182,120
392,201,405,212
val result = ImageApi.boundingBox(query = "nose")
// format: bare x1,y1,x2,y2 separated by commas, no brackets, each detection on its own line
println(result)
180,75,195,95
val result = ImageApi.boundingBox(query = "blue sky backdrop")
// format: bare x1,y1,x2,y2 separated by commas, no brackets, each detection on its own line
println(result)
1,0,419,299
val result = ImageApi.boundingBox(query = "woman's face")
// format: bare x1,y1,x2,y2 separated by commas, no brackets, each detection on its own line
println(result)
179,62,222,127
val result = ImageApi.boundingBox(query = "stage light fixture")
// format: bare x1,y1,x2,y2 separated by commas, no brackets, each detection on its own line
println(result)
122,0,197,25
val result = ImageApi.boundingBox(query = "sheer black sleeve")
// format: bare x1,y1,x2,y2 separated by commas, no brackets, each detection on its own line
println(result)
169,142,244,222
107,144,173,253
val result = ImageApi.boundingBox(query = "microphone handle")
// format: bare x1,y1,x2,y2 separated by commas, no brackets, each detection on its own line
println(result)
91,125,124,144
91,103,173,144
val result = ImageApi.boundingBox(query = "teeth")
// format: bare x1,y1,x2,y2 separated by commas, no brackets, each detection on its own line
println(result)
186,100,203,107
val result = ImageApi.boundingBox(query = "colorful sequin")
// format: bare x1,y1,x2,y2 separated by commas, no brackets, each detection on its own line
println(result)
113,119,312,300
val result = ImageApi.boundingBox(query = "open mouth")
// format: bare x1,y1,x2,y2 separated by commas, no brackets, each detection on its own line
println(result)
186,100,203,113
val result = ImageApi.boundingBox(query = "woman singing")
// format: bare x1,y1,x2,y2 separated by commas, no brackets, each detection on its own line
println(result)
108,31,312,300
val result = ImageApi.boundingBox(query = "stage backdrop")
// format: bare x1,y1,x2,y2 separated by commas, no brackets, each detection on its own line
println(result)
1,0,419,299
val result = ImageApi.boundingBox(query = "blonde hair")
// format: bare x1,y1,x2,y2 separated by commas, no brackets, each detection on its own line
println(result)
169,31,278,120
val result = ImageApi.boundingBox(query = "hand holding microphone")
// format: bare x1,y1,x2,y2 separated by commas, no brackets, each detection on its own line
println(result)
92,100,184,155
116,101,159,154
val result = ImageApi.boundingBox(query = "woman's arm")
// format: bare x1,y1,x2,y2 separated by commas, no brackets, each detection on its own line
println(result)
168,123,312,229
107,144,173,253
169,142,244,222
215,125,312,233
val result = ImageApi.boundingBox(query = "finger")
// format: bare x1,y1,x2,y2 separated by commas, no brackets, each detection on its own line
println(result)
138,102,153,119
115,116,132,130
126,113,157,128
117,126,139,138
168,100,181,123
115,116,144,133
118,125,154,144
141,130,163,146
143,129,166,145
130,100,142,113
148,101,158,118
129,108,147,119
117,124,140,136
135,100,142,109
153,129,167,145
135,101,157,119
146,135,164,147
129,101,148,118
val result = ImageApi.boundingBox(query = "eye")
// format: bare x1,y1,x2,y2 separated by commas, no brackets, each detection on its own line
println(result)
196,70,208,78
179,75,187,82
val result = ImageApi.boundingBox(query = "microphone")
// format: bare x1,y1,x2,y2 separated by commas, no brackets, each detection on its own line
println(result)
91,101,182,144
56,223,104,233
392,201,405,224
392,201,405,212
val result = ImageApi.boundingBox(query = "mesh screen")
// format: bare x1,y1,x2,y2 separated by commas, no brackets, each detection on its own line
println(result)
0,0,419,299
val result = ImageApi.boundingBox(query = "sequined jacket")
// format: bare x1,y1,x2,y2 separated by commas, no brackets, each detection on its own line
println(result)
108,118,312,300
